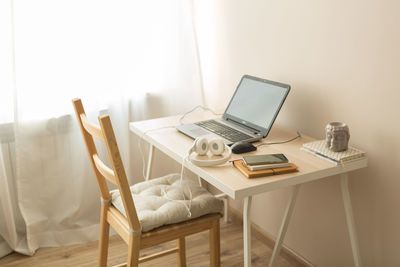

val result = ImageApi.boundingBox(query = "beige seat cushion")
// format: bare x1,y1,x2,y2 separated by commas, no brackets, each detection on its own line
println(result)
110,174,223,232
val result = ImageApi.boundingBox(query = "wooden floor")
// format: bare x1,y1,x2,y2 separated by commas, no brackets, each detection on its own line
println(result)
0,219,304,267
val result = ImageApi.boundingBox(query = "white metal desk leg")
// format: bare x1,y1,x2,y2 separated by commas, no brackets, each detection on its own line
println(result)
341,173,362,267
197,175,204,187
269,185,300,267
145,144,154,181
244,196,252,267
223,197,229,223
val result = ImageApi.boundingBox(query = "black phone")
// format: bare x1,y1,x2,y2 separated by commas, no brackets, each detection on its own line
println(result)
242,153,288,166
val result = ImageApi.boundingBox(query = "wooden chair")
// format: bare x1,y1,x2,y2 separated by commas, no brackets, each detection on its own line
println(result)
72,98,221,267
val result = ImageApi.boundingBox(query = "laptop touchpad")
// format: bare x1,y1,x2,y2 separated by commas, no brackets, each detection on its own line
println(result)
177,124,210,138
190,127,210,136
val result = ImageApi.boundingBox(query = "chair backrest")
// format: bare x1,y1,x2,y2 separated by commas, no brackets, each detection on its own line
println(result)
72,98,141,232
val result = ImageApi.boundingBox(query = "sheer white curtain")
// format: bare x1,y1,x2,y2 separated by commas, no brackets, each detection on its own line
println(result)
0,0,203,257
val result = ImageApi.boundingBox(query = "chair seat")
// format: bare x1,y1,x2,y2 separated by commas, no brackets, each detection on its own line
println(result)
111,174,223,232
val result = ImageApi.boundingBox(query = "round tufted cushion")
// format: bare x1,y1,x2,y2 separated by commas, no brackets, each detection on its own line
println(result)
110,174,223,232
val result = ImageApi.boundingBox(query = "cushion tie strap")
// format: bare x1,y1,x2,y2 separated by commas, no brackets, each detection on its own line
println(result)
129,227,142,237
101,197,141,236
101,197,112,206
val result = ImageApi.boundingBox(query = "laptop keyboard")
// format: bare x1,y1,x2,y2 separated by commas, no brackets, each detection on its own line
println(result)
195,120,254,143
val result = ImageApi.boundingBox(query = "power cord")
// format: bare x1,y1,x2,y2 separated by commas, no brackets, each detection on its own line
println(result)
161,181,193,218
137,104,220,218
136,104,237,218
178,105,221,125
138,132,194,218
138,105,219,180
256,131,302,147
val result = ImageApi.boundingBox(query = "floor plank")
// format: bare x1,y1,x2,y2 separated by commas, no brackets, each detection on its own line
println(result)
0,220,303,266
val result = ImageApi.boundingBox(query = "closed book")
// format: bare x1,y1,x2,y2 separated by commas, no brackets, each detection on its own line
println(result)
233,160,298,178
247,162,292,171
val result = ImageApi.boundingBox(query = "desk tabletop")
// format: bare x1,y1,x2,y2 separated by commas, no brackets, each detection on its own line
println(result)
129,113,367,199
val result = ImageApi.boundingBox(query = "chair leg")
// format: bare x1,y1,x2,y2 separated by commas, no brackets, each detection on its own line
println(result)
177,237,186,267
98,207,110,267
209,219,221,267
127,236,140,267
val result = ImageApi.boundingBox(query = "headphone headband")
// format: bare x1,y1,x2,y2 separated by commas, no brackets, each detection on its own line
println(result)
188,143,232,167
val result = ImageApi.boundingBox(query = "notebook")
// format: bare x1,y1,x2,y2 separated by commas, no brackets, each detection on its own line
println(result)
176,75,291,145
301,140,366,164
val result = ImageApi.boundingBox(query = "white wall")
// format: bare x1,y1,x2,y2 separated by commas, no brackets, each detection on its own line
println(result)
194,1,400,266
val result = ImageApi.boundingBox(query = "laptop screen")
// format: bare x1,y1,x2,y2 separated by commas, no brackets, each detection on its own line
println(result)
223,75,290,137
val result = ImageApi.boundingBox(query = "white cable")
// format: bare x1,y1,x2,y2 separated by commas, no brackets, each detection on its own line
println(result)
174,150,194,217
137,128,195,217
162,182,193,218
178,105,220,125
136,104,220,216
137,104,219,180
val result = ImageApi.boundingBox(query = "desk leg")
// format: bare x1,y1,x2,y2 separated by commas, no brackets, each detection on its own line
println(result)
145,144,154,181
197,175,204,187
243,196,252,267
269,185,300,267
223,197,229,223
198,176,229,223
214,193,229,223
341,173,362,267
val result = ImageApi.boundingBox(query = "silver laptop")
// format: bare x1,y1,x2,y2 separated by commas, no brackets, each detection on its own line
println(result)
176,75,291,145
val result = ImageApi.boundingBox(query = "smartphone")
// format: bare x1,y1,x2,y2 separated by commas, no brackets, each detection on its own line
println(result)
243,153,288,166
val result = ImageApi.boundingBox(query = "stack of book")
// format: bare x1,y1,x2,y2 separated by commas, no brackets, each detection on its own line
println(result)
232,154,298,178
301,140,365,164
243,154,291,171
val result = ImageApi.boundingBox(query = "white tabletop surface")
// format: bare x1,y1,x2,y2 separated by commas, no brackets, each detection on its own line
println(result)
129,113,367,199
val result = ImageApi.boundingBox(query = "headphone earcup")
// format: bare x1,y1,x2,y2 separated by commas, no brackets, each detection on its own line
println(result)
188,137,231,167
189,144,232,167
209,138,225,155
194,137,209,156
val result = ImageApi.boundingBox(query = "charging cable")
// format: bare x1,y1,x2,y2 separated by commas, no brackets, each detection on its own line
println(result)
178,105,221,125
135,105,220,218
138,133,194,217
256,131,302,147
138,105,219,180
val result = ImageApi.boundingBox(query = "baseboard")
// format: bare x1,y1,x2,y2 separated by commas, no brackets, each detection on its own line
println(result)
228,207,314,267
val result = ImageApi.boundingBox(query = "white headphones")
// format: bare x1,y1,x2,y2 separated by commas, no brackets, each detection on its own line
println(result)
188,137,232,167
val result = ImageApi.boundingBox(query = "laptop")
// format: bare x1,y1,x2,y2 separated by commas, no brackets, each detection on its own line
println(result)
176,75,291,145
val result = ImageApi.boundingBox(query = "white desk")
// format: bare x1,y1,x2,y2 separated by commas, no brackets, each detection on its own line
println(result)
129,113,367,267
